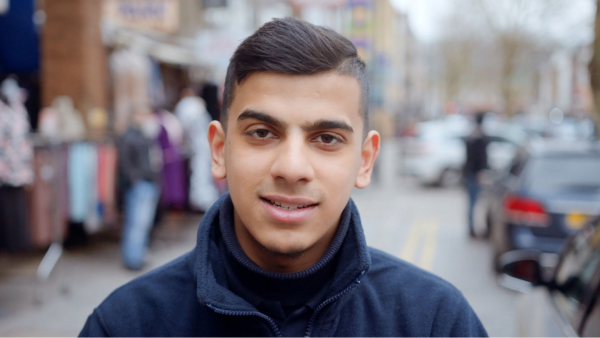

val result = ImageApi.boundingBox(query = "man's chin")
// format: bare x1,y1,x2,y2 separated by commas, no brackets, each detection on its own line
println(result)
260,243,307,260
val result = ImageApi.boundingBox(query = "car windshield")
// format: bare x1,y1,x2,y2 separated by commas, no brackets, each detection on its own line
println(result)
524,155,600,194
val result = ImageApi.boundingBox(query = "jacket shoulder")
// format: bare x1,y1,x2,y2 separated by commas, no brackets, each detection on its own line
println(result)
358,247,487,337
81,251,206,337
366,247,467,309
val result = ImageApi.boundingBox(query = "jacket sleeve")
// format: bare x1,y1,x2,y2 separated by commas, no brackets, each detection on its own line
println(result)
79,310,110,337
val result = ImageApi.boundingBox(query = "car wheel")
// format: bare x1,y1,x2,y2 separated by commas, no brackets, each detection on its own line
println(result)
439,168,462,187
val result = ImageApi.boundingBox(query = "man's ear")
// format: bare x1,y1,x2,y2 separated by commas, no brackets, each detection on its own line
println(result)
355,130,380,189
208,121,227,179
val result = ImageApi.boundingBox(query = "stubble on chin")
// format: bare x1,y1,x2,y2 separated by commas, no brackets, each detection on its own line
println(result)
259,242,306,260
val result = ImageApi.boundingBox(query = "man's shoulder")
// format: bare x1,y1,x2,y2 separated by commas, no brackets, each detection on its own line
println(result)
366,247,464,302
86,251,202,336
80,250,215,336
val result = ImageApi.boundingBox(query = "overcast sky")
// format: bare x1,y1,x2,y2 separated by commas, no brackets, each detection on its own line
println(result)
390,0,596,46
390,0,450,43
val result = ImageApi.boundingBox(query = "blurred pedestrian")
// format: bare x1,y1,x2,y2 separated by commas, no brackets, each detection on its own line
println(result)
174,88,219,212
463,112,489,237
117,106,162,270
156,109,186,209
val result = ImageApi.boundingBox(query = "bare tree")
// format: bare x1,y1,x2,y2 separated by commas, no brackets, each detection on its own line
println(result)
590,0,600,129
436,0,589,116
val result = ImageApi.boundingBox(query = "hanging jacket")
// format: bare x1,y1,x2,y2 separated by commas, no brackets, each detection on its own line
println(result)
80,194,488,337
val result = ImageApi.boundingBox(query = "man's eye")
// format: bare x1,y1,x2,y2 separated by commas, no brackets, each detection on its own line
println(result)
315,134,340,145
249,129,273,139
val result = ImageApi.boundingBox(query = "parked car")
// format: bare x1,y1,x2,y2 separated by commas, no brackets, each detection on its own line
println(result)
402,115,527,186
500,215,600,336
485,141,600,270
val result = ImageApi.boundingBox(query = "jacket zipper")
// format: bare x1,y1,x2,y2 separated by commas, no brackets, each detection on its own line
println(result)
304,270,366,338
206,303,282,337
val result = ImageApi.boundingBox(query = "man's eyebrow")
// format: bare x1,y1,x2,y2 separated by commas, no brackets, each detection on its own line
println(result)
303,119,354,133
237,109,287,129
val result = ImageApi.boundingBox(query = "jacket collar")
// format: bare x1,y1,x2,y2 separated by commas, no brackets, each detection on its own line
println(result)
194,193,371,312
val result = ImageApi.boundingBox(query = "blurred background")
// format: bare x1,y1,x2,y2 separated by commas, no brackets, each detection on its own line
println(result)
1,0,600,336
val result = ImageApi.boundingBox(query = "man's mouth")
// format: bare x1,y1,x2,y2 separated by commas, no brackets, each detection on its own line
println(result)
261,197,317,211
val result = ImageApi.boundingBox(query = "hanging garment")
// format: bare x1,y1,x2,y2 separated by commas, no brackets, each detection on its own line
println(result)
174,96,218,211
0,79,34,250
85,144,101,234
27,145,68,248
0,79,33,187
53,96,86,141
97,143,118,226
69,142,97,226
0,186,31,251
157,112,186,208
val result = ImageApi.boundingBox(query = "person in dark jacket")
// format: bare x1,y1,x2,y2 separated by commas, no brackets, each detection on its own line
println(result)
463,112,489,237
118,106,162,270
81,17,488,337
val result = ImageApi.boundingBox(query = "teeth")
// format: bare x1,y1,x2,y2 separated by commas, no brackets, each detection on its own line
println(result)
267,199,310,211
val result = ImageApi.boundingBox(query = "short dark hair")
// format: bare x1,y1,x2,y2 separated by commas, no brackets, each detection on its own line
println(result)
221,17,369,135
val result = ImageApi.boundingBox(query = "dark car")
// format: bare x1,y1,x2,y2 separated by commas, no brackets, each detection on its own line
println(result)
501,215,600,336
485,141,600,270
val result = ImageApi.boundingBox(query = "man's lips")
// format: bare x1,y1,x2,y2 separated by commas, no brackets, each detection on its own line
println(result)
260,195,319,223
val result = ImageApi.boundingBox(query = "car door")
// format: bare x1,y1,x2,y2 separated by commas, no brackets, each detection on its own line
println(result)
551,217,600,336
580,288,600,336
519,217,600,336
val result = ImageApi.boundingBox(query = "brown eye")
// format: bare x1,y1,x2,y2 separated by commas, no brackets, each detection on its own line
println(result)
321,134,335,143
315,134,340,145
255,129,269,138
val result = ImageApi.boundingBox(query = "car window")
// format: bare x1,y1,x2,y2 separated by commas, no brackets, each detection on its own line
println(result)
523,155,600,194
553,219,600,332
582,290,600,336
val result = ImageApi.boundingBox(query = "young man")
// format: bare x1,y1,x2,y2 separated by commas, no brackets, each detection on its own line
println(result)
80,18,487,337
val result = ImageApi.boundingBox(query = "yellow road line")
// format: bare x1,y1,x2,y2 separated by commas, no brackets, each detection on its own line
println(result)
398,218,439,272
419,221,439,271
399,222,421,262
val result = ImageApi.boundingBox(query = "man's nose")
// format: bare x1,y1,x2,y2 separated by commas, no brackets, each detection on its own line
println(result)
270,134,315,185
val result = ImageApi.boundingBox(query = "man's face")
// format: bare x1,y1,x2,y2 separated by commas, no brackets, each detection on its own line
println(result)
209,71,379,270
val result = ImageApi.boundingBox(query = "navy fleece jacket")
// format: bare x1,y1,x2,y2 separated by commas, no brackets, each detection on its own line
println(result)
80,194,488,337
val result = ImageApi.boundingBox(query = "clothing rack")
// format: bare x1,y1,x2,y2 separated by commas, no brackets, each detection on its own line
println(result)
33,141,68,304
30,136,118,304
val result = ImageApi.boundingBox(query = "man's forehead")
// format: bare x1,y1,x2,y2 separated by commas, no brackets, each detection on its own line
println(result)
230,72,362,126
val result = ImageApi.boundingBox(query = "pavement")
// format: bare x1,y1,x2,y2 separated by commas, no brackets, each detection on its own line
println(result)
0,140,520,336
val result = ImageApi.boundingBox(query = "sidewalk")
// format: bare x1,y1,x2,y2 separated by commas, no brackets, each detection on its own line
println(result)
0,213,202,336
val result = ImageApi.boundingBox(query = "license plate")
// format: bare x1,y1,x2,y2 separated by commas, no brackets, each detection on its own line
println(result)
566,213,588,230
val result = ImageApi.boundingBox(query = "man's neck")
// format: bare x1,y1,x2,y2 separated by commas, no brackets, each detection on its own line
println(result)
232,210,340,274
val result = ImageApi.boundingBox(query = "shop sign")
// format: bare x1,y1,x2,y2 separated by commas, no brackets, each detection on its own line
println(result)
103,0,180,33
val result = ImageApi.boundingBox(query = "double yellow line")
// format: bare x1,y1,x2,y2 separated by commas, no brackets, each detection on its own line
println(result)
398,219,439,271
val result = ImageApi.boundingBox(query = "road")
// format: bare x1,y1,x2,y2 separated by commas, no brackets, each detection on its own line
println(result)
353,179,518,336
352,140,518,336
0,140,519,336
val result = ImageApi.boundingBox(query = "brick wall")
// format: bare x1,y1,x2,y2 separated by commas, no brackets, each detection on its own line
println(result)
41,0,108,116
